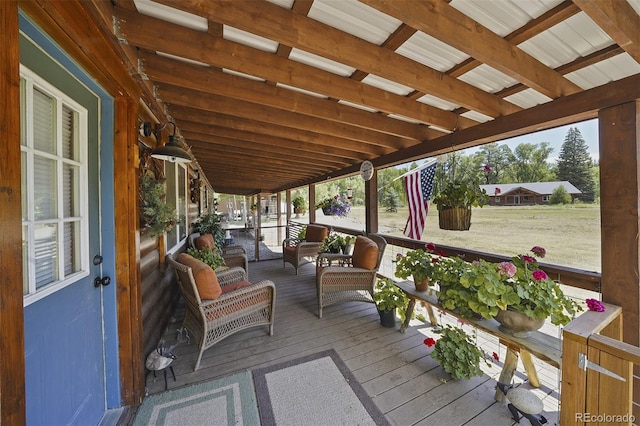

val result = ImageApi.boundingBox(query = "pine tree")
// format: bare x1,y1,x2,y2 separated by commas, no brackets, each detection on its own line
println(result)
556,127,596,202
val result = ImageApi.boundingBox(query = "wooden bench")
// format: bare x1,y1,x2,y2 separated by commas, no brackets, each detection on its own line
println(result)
394,280,562,402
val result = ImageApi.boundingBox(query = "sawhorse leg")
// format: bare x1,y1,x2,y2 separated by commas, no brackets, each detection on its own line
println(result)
494,342,541,402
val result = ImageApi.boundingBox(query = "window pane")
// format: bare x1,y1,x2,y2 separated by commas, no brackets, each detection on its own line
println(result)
21,152,27,220
178,167,186,241
34,223,58,288
63,221,80,276
61,105,78,161
20,78,26,147
23,227,29,295
34,155,57,220
166,165,178,247
63,164,79,218
33,88,55,154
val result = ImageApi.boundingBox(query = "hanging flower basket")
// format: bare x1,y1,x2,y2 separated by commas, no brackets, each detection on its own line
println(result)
438,206,472,231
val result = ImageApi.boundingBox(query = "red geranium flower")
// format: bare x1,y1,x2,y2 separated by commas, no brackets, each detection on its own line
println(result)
424,337,436,348
492,352,500,362
425,242,436,252
531,246,546,258
532,269,548,281
522,255,536,263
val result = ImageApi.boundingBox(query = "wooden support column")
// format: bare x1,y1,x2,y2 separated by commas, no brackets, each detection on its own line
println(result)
365,169,378,234
309,183,316,224
599,100,640,419
0,2,26,423
115,97,144,405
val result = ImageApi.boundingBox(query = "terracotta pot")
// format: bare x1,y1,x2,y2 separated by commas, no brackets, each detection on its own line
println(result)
413,276,430,292
495,309,545,338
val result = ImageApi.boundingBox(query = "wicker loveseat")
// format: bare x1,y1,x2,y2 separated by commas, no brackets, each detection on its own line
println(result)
282,224,329,274
167,253,276,371
315,234,387,318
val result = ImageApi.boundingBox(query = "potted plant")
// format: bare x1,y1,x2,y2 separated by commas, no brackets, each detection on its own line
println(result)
186,247,226,271
292,195,307,216
458,246,582,336
424,324,494,380
373,278,409,327
320,232,352,254
140,174,178,238
393,242,443,291
432,178,488,231
192,213,225,249
315,195,350,217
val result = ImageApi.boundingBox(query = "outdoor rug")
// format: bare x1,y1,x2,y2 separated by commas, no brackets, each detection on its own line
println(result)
133,370,259,426
252,349,389,426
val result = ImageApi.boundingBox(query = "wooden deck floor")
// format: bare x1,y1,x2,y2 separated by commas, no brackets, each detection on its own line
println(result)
146,258,561,426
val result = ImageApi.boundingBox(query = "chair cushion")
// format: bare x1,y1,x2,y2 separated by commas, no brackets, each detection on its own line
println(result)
177,253,222,300
351,236,379,270
221,280,252,294
284,246,296,255
195,233,216,250
305,225,328,242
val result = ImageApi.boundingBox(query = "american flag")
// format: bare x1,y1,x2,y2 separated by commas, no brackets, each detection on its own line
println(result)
403,162,437,240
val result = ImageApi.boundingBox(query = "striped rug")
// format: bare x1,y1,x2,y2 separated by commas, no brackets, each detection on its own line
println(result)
133,370,259,426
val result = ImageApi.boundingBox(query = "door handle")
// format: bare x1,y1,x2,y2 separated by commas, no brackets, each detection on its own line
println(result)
94,276,111,287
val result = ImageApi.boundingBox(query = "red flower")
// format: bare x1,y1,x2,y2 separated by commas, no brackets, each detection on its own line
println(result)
522,255,536,263
492,352,500,362
424,337,436,347
532,269,548,281
530,246,546,258
586,298,605,312
436,250,448,257
425,242,436,252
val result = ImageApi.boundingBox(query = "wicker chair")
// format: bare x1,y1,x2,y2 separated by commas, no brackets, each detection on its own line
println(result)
167,254,276,371
189,232,249,275
315,234,387,318
282,224,329,274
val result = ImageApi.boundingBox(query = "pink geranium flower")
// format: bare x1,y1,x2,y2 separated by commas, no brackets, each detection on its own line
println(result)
586,298,605,312
522,255,536,264
483,164,492,172
532,269,548,281
498,262,517,277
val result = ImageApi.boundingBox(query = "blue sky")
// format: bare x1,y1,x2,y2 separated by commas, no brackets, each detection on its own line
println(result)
463,118,599,163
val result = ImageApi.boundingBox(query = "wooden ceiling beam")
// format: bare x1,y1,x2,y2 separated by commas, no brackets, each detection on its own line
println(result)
573,0,640,63
181,128,350,166
187,137,344,170
166,0,519,117
447,0,580,78
360,0,581,98
115,6,468,131
169,105,379,158
139,51,430,141
157,84,399,155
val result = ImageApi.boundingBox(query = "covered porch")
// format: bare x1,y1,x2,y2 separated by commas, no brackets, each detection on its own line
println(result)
141,258,564,426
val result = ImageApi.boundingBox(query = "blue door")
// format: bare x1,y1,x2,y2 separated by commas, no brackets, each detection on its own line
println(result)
21,28,110,425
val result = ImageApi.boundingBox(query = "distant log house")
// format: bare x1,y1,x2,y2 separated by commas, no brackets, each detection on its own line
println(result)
479,182,581,206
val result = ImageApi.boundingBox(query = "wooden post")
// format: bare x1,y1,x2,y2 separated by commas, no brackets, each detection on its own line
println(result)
0,2,27,423
365,168,378,233
599,101,640,419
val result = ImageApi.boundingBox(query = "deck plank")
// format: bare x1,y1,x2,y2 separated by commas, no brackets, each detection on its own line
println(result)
144,258,561,425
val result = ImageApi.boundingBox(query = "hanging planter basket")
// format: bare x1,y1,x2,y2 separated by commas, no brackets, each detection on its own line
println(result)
438,206,472,231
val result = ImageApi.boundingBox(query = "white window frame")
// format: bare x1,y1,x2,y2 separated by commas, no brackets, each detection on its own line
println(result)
21,66,90,306
165,162,189,254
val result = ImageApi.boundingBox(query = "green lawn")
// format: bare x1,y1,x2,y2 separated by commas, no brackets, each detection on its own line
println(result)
377,204,601,272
